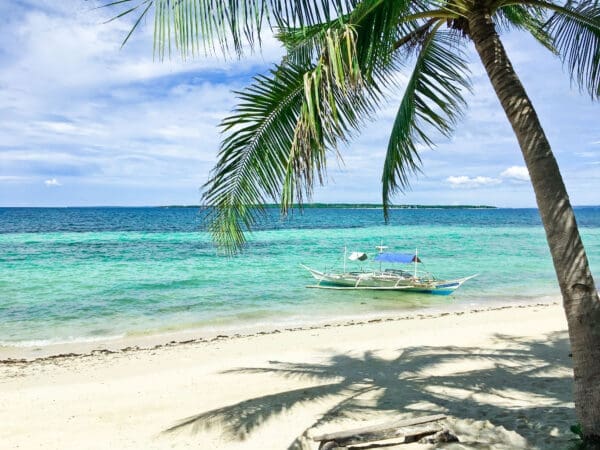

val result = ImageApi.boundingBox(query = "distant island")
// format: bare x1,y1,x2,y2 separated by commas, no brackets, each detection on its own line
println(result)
161,203,497,209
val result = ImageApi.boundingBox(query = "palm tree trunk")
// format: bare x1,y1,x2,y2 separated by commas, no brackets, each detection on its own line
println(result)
467,8,600,439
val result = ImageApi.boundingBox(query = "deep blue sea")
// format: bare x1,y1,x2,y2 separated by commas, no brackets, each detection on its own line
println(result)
1,206,599,348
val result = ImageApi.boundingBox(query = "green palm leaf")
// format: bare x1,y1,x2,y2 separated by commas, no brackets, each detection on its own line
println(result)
103,0,364,58
278,1,438,210
382,29,471,220
539,0,600,98
277,0,429,77
202,64,307,252
204,0,428,251
494,4,557,53
281,25,382,209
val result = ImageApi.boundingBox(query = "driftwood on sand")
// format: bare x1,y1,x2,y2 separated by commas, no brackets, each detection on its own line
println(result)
312,414,456,449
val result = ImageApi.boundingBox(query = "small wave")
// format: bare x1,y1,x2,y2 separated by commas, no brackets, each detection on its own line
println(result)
0,333,126,348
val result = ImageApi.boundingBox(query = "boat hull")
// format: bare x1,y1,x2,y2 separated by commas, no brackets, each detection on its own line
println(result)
302,265,475,295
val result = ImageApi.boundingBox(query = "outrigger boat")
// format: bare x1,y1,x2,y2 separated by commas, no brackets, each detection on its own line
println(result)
302,246,476,295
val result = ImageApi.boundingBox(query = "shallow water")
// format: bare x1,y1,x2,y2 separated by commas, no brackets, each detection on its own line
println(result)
1,206,598,346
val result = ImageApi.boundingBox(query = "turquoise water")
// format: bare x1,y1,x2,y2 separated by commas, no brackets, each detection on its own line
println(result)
1,207,599,347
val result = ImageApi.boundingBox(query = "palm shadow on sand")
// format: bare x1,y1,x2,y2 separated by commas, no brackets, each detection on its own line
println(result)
163,331,575,449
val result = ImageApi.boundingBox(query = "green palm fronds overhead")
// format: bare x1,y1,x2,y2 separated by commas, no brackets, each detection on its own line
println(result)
105,0,600,253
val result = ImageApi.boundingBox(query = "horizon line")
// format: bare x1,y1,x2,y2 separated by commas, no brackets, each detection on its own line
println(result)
1,203,597,209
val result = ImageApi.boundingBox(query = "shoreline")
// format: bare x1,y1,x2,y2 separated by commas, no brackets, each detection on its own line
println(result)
0,301,574,449
1,300,561,363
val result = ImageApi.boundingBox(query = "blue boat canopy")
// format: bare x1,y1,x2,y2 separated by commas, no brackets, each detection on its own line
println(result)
374,253,422,263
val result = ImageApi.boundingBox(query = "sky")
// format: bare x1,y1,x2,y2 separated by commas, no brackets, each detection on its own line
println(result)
0,1,598,208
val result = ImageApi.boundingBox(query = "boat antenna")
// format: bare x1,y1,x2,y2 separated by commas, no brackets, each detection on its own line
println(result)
375,241,388,253
376,241,387,272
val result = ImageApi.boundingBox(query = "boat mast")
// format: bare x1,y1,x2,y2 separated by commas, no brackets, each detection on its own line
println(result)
414,248,418,278
376,241,386,272
344,246,347,274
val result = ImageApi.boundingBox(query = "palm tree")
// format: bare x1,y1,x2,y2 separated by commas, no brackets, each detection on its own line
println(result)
109,0,600,441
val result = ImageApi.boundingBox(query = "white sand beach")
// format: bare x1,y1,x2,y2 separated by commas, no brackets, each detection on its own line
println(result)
0,303,576,449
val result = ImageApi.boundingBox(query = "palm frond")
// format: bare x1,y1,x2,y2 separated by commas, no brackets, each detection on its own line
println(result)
282,24,377,209
494,4,557,53
277,0,441,76
276,0,440,212
203,28,386,251
382,29,471,220
103,0,364,58
203,1,439,251
202,64,307,252
539,0,600,98
97,0,154,48
277,21,336,66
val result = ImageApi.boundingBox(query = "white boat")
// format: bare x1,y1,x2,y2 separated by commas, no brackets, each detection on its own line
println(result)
302,247,476,295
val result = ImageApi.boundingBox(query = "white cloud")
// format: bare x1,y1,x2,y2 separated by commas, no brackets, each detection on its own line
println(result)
35,121,98,136
1,3,283,97
446,176,502,188
0,176,27,183
575,151,597,158
0,2,598,207
44,178,61,186
500,166,530,182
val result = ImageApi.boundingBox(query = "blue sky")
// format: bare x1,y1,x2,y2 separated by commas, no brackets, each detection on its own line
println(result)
0,1,598,207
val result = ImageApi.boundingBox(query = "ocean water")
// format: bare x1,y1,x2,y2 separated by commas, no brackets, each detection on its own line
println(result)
1,206,599,348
